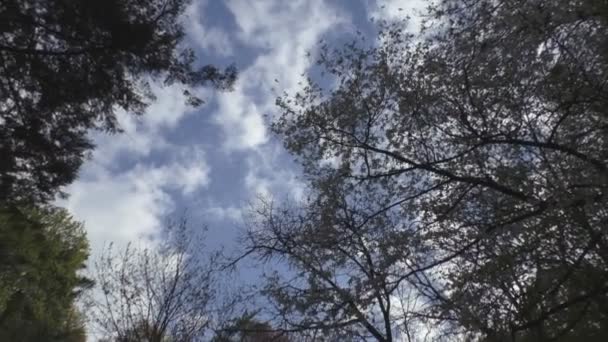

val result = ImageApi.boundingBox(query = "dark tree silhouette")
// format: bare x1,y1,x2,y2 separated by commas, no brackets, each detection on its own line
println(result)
242,195,424,341
263,0,608,340
0,0,236,204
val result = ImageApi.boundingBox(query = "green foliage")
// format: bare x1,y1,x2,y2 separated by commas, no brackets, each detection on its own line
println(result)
0,206,91,341
0,0,236,204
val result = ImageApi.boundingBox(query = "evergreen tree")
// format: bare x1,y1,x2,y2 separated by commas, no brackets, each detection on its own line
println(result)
0,206,92,341
0,0,236,204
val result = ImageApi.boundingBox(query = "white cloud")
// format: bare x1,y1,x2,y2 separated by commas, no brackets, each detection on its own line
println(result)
61,81,211,261
214,88,267,150
89,83,203,166
63,149,210,256
63,166,171,253
243,146,306,202
168,147,211,195
185,0,234,57
214,0,349,151
203,205,243,222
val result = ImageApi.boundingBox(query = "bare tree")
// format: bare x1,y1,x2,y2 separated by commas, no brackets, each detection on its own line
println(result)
267,0,608,340
240,192,428,342
89,219,216,342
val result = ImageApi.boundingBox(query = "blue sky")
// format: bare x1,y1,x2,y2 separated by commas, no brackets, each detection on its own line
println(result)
59,0,427,264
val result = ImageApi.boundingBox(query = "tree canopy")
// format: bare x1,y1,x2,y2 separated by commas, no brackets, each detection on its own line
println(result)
244,195,422,341
0,0,236,204
244,0,608,340
0,205,91,341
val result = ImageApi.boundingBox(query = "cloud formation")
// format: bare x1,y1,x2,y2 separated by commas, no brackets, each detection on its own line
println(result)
185,0,235,57
62,84,211,256
62,0,354,265
214,0,348,151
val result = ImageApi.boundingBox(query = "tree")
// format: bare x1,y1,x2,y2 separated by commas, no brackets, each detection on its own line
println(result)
267,0,608,340
0,0,236,204
212,312,292,342
89,220,216,342
0,205,92,341
242,194,426,342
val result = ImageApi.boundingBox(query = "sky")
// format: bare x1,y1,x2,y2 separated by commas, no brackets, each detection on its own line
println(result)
59,0,428,268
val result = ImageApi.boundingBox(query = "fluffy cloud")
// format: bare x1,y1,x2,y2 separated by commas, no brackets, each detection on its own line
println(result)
243,146,306,201
88,83,204,166
214,0,349,151
60,0,344,261
61,83,211,258
214,88,267,150
185,0,235,57
63,148,209,254
203,204,243,222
